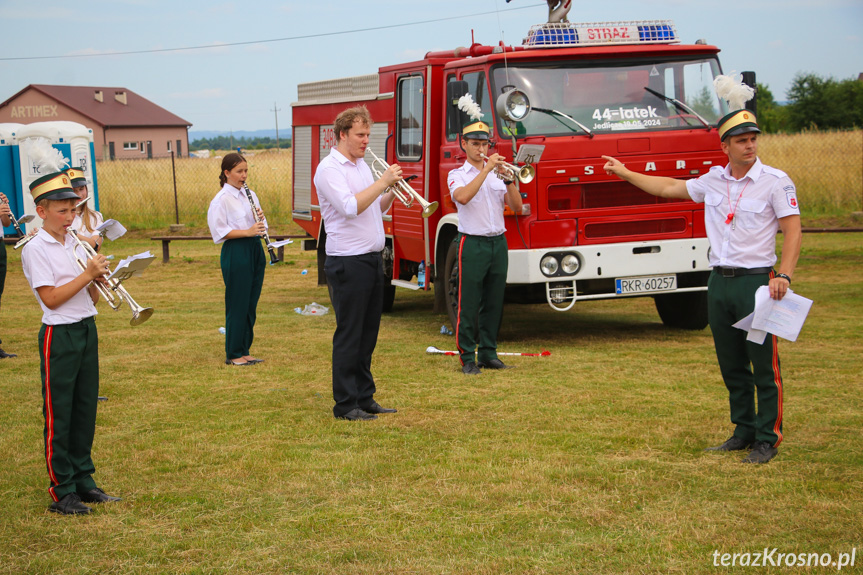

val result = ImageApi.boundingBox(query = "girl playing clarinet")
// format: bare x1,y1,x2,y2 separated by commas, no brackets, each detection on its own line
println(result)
206,153,267,366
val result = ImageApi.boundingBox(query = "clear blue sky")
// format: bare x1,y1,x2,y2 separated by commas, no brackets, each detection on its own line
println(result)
1,0,860,132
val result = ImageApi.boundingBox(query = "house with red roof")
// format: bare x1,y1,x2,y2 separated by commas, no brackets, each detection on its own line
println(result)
0,84,191,160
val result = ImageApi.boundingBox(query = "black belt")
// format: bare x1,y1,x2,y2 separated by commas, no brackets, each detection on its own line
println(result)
713,266,772,278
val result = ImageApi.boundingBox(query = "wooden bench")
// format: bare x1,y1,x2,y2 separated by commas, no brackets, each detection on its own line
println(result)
150,234,308,263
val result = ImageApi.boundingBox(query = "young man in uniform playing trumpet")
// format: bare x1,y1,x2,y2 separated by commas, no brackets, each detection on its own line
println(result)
448,119,522,375
21,169,122,514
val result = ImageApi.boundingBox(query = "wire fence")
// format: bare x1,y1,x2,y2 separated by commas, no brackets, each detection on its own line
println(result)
758,129,862,215
97,149,293,230
95,130,862,231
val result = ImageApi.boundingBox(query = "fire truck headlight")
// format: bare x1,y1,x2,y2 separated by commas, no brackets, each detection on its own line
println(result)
561,254,580,275
496,89,531,122
540,255,559,276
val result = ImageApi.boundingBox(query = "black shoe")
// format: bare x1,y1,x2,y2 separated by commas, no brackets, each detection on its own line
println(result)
462,362,481,375
742,441,778,464
49,492,92,515
0,348,17,359
79,487,122,503
477,358,512,370
225,359,253,366
363,401,397,414
704,436,753,452
336,408,377,421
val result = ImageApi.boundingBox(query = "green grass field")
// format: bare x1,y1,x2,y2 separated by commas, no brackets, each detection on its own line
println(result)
0,232,860,574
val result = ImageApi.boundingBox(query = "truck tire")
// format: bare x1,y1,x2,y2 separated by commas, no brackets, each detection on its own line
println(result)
443,240,459,330
382,284,396,313
654,291,709,330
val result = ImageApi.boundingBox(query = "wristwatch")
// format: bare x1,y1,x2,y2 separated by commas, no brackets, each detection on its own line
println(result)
775,273,791,284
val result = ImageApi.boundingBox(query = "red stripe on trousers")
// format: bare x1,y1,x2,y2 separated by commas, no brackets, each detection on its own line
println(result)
772,333,784,447
767,271,784,448
43,326,60,501
455,235,467,365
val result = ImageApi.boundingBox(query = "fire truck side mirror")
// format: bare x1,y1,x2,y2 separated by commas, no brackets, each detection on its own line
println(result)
447,81,470,137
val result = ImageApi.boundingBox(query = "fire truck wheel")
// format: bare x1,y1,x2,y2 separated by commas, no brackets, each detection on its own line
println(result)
382,284,396,313
443,240,460,330
654,291,709,330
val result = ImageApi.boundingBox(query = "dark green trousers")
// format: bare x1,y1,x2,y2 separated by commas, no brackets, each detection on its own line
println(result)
708,270,784,447
221,237,265,360
39,317,100,501
455,233,508,366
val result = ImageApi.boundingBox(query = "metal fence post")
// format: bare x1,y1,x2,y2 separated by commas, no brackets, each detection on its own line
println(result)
171,150,179,225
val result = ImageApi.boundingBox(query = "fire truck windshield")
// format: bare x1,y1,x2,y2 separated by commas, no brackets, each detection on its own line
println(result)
490,57,727,137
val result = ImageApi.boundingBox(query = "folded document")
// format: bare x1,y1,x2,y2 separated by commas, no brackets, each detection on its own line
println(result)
732,286,812,344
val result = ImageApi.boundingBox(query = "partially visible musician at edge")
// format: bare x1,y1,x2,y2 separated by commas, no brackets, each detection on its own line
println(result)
0,192,16,358
313,105,399,421
448,120,522,375
67,167,104,251
21,171,122,515
206,152,267,367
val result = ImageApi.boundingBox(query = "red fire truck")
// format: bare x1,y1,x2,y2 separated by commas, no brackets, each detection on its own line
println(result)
292,18,743,330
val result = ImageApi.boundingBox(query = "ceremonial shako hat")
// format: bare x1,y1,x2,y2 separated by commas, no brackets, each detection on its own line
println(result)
30,172,79,203
717,109,760,142
462,121,490,140
66,167,88,188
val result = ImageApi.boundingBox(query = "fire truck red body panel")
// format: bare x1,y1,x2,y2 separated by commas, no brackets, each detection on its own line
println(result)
293,20,730,327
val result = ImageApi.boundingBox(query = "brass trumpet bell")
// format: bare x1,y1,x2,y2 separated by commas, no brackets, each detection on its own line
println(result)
367,148,439,218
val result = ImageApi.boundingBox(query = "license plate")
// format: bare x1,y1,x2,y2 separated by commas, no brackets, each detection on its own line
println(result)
615,274,677,294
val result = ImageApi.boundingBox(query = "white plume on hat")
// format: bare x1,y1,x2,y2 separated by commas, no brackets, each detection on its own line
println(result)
457,94,484,122
21,137,69,174
713,72,755,112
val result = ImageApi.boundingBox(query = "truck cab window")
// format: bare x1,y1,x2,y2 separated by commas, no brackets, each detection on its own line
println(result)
397,75,424,161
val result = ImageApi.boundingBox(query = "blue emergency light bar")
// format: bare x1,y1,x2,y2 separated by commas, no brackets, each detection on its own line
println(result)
523,20,678,49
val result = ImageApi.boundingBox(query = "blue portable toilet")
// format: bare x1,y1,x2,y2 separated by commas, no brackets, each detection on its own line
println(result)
0,123,24,236
13,121,99,232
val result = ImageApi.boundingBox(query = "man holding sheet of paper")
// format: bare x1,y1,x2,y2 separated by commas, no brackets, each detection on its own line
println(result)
602,75,802,464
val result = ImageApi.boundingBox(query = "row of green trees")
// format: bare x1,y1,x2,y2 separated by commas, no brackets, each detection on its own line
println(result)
189,136,292,151
757,73,863,133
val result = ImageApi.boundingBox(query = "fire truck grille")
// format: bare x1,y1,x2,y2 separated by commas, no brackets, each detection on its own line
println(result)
582,218,688,239
548,181,686,211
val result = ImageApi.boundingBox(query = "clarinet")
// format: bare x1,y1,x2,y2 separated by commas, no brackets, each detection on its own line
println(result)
2,196,27,237
242,183,279,265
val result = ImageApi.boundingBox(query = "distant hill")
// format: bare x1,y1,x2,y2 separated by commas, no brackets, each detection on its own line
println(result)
189,129,291,141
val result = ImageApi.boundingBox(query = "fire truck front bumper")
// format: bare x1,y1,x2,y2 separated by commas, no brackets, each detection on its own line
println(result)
506,238,712,311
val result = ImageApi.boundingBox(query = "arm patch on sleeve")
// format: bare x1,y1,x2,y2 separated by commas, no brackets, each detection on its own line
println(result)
784,185,799,209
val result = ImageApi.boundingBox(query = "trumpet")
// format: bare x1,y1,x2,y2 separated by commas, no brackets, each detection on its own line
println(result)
242,183,279,265
69,229,154,326
481,154,535,184
366,148,439,218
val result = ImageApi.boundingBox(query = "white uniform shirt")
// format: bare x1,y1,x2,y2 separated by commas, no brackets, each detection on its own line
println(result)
207,183,268,244
687,158,800,268
21,228,98,325
447,162,507,236
71,210,105,239
314,147,387,256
